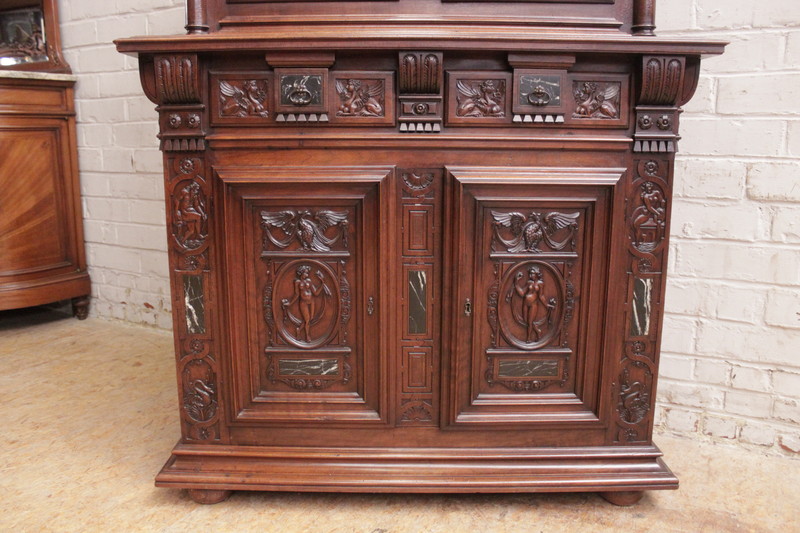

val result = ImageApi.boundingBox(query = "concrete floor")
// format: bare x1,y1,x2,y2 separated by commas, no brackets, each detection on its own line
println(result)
1,306,797,533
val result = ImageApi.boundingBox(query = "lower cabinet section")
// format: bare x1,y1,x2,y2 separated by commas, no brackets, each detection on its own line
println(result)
159,163,676,502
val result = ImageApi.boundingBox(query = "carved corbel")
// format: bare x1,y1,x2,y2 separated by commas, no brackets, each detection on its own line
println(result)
139,54,207,151
398,52,443,133
634,56,686,153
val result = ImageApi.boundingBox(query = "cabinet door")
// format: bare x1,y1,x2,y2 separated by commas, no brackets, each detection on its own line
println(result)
446,167,624,427
218,167,392,425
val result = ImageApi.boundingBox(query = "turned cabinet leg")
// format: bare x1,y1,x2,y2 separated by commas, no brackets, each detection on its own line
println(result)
187,489,233,504
72,296,90,320
599,491,644,506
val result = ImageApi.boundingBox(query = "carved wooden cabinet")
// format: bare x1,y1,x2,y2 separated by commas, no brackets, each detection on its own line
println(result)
0,0,90,318
117,0,724,505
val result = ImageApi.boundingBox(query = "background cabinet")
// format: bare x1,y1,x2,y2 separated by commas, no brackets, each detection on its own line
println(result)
0,0,89,317
117,0,724,505
0,74,90,317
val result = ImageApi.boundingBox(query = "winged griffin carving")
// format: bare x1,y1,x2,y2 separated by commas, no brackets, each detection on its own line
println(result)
491,211,579,253
456,79,506,117
573,81,620,119
260,210,349,252
219,80,269,117
335,79,384,117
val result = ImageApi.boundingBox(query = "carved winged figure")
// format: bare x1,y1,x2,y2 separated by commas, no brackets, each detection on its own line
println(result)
574,81,620,119
261,209,349,252
336,79,384,117
456,80,505,117
219,80,269,117
491,211,579,253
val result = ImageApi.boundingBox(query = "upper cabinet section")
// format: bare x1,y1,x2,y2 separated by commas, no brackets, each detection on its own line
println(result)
192,0,650,36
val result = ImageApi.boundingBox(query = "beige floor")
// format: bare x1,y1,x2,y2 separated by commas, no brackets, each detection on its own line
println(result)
0,307,797,533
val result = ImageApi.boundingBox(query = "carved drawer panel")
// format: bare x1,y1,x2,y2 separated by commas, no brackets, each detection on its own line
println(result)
446,167,623,426
446,71,512,126
329,71,395,125
566,73,630,128
210,72,272,125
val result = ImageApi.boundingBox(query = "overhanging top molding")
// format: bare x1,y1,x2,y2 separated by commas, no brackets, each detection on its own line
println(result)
116,32,726,57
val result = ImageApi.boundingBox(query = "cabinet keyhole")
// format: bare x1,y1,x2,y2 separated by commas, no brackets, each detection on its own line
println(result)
464,298,472,317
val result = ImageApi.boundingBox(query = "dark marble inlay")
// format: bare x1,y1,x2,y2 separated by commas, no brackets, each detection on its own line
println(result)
183,275,205,334
497,359,559,378
279,358,339,376
631,277,653,337
519,75,561,107
408,270,427,335
280,75,323,106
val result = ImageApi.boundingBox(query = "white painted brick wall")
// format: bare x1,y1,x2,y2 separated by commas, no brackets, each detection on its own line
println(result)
58,0,183,330
57,0,800,456
658,0,800,457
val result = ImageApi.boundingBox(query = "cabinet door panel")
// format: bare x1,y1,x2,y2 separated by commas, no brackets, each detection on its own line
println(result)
446,167,623,427
218,167,392,425
0,126,70,276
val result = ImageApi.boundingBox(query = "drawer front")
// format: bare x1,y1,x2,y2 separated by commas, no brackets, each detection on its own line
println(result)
446,166,624,427
217,166,392,425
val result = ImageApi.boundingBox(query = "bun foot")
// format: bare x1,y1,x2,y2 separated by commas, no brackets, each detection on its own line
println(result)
599,490,644,506
72,296,90,320
187,489,232,504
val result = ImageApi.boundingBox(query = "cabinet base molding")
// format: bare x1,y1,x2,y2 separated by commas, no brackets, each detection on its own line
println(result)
157,443,678,495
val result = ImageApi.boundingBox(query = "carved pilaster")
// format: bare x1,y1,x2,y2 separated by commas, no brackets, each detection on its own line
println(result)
613,157,671,444
167,154,223,443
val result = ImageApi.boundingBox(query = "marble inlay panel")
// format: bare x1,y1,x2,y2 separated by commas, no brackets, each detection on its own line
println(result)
518,75,562,107
497,359,559,378
408,270,427,335
631,277,653,337
183,275,206,334
279,75,323,106
279,358,339,376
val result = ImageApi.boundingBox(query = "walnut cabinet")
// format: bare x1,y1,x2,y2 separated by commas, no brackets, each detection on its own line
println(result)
116,0,724,505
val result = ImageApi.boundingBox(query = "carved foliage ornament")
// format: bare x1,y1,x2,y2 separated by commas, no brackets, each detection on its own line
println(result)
640,56,685,106
155,54,200,105
400,53,442,94
261,209,350,253
219,79,269,118
491,210,579,254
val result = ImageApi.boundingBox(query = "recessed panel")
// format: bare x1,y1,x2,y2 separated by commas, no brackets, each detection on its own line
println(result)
218,167,390,424
447,167,622,426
